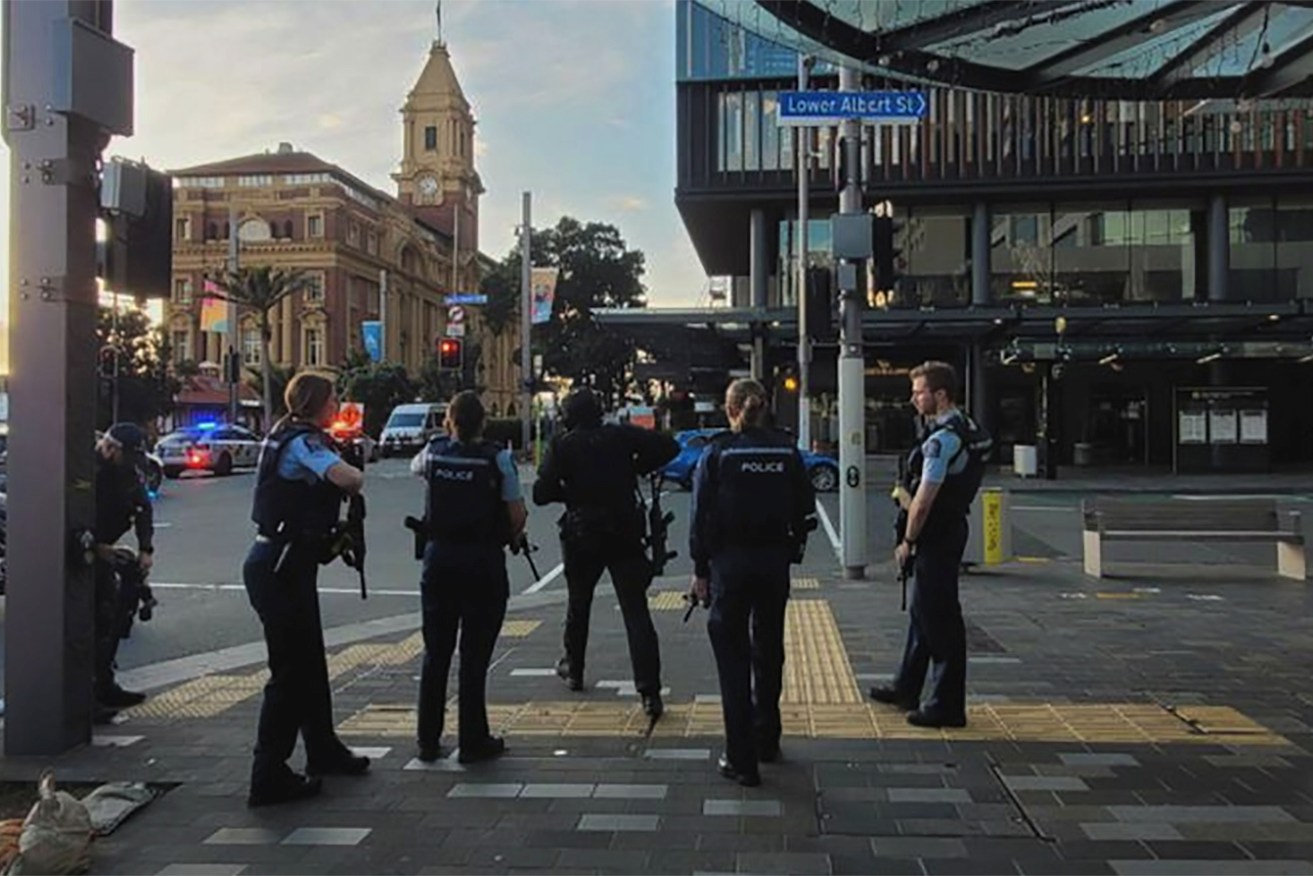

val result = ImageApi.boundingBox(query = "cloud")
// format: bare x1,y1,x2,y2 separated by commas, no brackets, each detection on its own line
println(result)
611,195,649,213
317,114,345,130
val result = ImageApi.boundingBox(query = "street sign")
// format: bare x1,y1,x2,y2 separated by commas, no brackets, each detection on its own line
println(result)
447,305,466,324
445,293,488,305
445,322,466,338
777,91,927,126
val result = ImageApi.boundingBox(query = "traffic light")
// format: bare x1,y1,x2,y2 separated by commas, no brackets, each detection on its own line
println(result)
872,214,902,293
805,266,836,343
437,337,463,370
98,345,119,380
782,372,799,393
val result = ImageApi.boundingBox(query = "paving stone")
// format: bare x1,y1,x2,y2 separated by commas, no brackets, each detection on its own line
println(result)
1109,862,1313,875
870,838,967,858
281,828,372,846
1059,753,1140,767
1107,805,1295,823
735,851,834,874
703,799,783,816
203,828,284,845
886,788,973,804
446,782,523,798
593,783,668,799
1003,776,1091,792
1082,823,1184,841
645,748,712,760
576,813,660,831
520,783,595,798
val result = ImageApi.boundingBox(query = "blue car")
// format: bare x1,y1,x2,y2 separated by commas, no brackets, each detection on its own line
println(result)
661,428,840,492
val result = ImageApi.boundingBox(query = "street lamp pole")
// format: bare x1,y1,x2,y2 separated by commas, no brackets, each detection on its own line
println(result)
520,192,532,454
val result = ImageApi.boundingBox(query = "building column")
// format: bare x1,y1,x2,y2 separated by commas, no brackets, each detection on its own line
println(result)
970,202,992,442
1208,193,1229,303
750,208,768,309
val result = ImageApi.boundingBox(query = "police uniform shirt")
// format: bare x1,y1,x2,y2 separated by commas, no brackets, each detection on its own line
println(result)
277,433,344,483
919,411,970,487
410,442,524,502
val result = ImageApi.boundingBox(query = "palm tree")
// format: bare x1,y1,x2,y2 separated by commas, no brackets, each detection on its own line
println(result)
209,266,311,429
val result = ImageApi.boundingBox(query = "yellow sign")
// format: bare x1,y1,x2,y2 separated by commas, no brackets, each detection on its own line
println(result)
982,489,1005,565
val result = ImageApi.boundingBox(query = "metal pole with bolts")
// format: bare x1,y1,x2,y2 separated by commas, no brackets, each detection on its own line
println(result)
4,0,133,754
837,64,868,579
520,191,532,454
226,203,239,424
795,55,812,452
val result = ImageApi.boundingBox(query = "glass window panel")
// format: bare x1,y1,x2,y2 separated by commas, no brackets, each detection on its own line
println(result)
1277,198,1313,299
901,211,969,308
992,207,1052,303
1128,205,1197,302
762,92,780,171
1230,201,1278,301
1054,206,1130,305
744,91,760,170
724,92,743,172
779,124,794,171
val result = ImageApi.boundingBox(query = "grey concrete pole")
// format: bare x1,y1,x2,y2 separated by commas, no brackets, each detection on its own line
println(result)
1207,194,1228,303
838,64,867,579
3,0,119,754
227,204,239,422
970,202,991,431
520,191,532,452
796,55,812,451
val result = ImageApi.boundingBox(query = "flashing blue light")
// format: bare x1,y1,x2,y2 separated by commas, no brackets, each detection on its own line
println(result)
195,421,218,431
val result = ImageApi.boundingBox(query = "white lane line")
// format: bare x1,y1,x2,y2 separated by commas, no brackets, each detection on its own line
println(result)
815,499,841,562
1012,505,1078,512
522,561,565,595
150,582,419,598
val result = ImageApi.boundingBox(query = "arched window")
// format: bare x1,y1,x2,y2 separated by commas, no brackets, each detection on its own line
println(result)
205,222,217,240
283,220,293,239
222,222,230,239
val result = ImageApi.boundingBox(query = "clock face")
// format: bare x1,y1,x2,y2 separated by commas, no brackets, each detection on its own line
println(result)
417,176,439,198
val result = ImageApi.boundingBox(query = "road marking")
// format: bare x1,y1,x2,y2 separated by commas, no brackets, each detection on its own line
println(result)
815,499,841,561
522,561,564,595
1013,505,1078,512
150,582,420,598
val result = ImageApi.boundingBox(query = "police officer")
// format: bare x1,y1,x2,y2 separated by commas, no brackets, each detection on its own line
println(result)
533,388,678,719
869,361,991,728
93,423,155,721
411,390,527,764
690,379,815,787
243,372,370,807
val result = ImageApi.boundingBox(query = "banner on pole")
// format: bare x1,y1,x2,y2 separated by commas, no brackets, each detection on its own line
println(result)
200,296,228,334
361,321,382,362
530,267,559,325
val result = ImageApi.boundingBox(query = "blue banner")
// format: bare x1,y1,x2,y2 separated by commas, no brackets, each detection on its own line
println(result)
361,321,382,363
778,91,927,125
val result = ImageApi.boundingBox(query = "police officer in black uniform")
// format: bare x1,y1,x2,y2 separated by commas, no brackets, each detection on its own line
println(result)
93,423,155,721
243,372,370,807
412,391,527,764
690,379,815,786
869,361,991,728
533,388,678,719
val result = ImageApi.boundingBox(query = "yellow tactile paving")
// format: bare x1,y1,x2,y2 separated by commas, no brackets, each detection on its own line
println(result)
124,671,267,720
648,590,689,611
335,700,1288,745
499,620,543,638
791,577,821,590
782,599,862,705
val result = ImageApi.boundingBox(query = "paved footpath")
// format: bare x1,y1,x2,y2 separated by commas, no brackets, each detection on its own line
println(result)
3,548,1312,875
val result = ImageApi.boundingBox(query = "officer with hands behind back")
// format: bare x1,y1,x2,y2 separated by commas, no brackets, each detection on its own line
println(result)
689,379,816,787
243,371,371,808
869,361,991,729
92,423,155,722
533,388,678,720
411,390,527,764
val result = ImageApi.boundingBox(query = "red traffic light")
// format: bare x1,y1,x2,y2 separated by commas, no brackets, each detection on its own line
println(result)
437,337,463,370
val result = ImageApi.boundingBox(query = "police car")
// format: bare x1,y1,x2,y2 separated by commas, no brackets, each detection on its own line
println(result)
662,428,840,492
157,422,261,478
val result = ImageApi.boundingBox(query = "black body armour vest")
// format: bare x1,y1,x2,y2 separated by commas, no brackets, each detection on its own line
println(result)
710,428,799,547
251,422,344,540
903,413,992,538
425,438,507,545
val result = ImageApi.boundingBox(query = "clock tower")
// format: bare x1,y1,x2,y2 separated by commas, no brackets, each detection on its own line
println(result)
394,30,483,254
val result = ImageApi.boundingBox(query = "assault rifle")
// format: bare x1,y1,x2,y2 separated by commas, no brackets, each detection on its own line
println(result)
332,439,368,599
511,533,542,581
642,472,677,577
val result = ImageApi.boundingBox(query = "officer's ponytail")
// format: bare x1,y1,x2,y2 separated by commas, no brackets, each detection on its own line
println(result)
725,378,769,430
278,371,336,432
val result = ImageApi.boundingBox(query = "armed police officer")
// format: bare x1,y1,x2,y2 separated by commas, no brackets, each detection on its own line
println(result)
243,372,370,807
869,361,991,728
411,391,527,764
690,379,815,787
533,388,678,720
93,423,155,721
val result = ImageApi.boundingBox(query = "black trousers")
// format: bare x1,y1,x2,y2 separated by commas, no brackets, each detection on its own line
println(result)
416,541,509,750
891,518,969,719
560,534,660,695
243,539,343,787
706,545,790,777
92,557,121,696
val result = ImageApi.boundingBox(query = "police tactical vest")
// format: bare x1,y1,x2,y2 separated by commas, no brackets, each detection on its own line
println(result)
251,422,343,540
710,428,800,547
425,438,507,545
903,412,992,538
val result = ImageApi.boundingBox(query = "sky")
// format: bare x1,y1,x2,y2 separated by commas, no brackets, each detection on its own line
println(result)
0,0,709,372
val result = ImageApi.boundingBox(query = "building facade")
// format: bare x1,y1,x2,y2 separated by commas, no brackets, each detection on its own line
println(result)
165,38,520,419
674,0,1313,471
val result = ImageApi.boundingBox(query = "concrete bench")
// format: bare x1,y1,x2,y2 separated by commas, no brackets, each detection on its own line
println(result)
1081,498,1306,581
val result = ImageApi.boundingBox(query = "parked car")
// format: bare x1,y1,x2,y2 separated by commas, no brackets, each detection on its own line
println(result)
379,403,447,458
157,423,262,478
661,428,840,492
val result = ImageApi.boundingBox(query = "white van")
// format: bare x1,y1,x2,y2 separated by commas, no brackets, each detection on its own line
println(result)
380,402,448,458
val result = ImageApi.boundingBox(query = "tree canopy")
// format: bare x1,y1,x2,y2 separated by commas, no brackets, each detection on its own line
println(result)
96,305,179,430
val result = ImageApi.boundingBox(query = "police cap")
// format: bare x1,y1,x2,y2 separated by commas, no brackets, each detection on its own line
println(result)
562,388,603,428
107,422,147,455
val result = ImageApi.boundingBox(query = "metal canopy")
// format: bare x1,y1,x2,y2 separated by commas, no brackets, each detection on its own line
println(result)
700,0,1313,99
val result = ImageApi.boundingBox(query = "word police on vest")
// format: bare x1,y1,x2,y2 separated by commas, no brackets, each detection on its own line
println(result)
432,468,476,482
742,461,786,474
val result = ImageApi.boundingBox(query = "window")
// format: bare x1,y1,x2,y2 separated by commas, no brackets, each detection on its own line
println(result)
304,272,325,303
173,278,193,304
171,330,190,363
304,328,324,366
283,220,293,239
178,176,224,188
241,326,261,365
307,214,323,237
425,125,437,151
282,173,331,185
366,230,378,255
347,222,360,246
175,217,191,241
205,222,218,240
236,174,273,187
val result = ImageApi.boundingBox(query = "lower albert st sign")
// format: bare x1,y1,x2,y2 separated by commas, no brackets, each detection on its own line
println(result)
778,90,927,126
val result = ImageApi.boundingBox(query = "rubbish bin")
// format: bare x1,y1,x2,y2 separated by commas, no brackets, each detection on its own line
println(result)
1013,445,1038,478
1073,442,1094,467
964,488,1012,567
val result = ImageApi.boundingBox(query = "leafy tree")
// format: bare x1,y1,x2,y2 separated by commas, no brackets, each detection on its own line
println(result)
483,217,646,408
96,305,179,430
209,265,312,430
336,359,416,437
